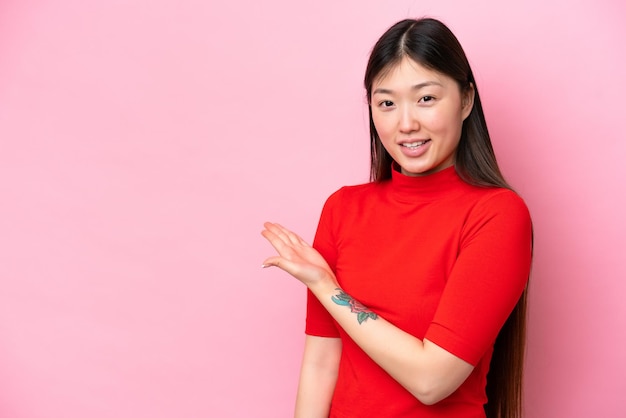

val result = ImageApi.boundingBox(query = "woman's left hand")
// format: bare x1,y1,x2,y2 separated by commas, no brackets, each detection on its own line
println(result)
261,222,337,290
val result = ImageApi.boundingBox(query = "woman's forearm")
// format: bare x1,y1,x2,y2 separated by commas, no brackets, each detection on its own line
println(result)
309,281,473,405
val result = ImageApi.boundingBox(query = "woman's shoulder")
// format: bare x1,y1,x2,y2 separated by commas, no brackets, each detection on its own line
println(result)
464,186,531,221
475,186,527,207
324,181,383,204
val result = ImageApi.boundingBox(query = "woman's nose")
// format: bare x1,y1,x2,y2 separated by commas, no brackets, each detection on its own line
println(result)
399,105,419,133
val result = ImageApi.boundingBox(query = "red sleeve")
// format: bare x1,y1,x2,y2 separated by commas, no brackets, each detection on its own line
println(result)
424,190,532,366
305,189,342,338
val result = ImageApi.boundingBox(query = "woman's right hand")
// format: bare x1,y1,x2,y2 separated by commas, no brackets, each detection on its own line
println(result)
261,222,338,291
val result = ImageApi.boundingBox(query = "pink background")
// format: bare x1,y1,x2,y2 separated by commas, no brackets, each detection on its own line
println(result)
1,0,624,416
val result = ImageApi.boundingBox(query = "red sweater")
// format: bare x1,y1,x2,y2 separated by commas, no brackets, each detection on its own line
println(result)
306,166,532,417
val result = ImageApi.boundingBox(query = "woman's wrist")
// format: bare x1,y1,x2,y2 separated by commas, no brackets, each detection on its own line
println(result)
307,272,339,299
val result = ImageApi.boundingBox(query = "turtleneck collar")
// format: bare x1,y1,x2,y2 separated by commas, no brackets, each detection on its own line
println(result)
388,164,466,202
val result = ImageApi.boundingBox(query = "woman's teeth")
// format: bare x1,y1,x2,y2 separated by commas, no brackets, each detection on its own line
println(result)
402,140,428,148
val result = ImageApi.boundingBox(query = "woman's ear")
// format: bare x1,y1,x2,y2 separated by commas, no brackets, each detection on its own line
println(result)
461,83,475,121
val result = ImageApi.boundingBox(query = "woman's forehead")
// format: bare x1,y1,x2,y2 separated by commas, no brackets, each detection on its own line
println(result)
372,57,446,90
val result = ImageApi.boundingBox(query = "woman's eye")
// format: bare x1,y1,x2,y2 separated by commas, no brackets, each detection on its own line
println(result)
419,96,435,103
379,100,394,108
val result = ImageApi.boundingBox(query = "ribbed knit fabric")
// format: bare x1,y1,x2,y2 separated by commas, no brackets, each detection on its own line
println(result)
306,166,532,417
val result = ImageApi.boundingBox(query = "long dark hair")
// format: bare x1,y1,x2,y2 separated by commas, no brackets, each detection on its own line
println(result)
364,18,528,418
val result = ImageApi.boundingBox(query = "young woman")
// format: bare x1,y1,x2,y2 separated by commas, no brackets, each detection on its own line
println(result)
262,18,532,418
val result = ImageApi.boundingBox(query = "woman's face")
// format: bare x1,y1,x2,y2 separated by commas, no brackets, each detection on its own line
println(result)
370,57,474,177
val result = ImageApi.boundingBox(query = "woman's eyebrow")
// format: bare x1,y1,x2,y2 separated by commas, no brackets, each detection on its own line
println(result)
372,81,443,95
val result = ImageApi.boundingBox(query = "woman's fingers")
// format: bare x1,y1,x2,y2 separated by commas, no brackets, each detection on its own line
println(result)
262,255,302,278
261,223,293,255
279,224,311,247
266,222,310,247
261,256,281,268
263,222,289,242
261,223,307,271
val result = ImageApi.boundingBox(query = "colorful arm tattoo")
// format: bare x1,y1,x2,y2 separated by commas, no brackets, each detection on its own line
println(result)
331,289,378,324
